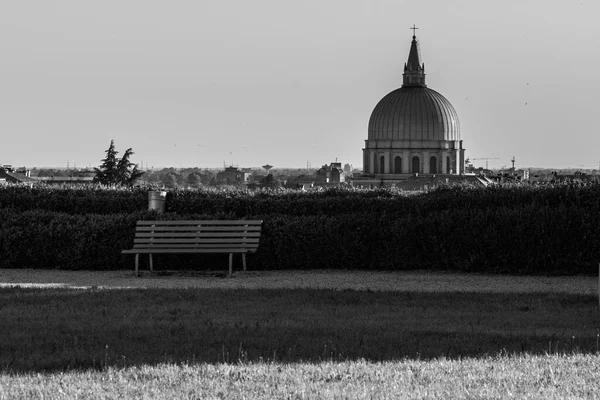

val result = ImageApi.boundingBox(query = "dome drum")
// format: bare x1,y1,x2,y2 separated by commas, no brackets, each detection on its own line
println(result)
363,147,465,175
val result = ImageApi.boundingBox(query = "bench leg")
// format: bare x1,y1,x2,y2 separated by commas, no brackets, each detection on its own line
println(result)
149,254,154,273
242,253,247,271
135,254,139,277
228,253,233,278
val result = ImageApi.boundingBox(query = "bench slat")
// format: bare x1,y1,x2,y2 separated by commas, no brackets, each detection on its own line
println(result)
122,248,250,254
134,238,259,244
130,244,259,249
134,232,261,238
137,220,262,226
136,226,262,232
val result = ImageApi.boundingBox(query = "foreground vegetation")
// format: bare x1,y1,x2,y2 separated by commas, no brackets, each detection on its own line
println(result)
1,181,600,274
2,355,600,399
1,287,598,372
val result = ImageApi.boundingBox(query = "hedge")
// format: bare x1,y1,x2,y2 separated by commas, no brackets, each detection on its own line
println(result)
0,184,147,214
1,202,598,275
3,181,600,217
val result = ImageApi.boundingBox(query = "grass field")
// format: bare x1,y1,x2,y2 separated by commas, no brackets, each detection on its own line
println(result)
2,355,600,399
0,270,599,399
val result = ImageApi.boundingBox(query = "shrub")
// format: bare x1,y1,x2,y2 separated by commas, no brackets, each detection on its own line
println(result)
0,184,147,214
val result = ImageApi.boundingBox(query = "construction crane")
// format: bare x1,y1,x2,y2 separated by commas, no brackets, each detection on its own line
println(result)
471,157,500,170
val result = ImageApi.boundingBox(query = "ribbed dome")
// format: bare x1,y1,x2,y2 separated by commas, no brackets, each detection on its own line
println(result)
368,87,460,142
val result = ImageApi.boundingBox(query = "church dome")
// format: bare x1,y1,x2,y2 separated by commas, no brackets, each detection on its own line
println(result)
368,86,460,141
360,29,467,178
368,31,460,142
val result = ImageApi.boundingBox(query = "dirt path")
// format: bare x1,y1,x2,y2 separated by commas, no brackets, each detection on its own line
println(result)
0,269,596,295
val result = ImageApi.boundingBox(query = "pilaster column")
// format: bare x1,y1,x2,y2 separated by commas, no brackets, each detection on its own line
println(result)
441,151,448,173
454,149,460,175
403,150,410,173
385,151,390,174
423,151,430,174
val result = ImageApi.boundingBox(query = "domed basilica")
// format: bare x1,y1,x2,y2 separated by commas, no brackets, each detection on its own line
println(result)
354,30,479,188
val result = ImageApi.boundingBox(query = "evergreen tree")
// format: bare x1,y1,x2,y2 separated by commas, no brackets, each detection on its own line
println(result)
116,147,144,185
94,140,144,185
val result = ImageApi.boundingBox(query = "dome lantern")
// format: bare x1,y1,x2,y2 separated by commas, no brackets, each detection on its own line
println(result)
403,26,426,87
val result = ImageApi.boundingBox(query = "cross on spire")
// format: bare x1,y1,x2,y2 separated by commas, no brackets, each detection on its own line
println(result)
410,24,419,38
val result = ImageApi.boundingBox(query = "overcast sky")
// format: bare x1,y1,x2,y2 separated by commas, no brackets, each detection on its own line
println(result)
1,0,598,170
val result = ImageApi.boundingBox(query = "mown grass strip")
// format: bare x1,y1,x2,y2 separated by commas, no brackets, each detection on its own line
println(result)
0,288,598,372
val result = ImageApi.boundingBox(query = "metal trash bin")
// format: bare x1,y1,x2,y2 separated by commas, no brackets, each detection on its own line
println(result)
148,190,167,213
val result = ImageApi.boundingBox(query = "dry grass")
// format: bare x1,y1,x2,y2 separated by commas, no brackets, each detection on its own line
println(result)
1,355,600,399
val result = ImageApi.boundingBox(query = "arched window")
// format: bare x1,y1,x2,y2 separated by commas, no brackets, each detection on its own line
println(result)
412,156,420,174
379,156,385,174
446,156,452,174
394,156,402,173
429,156,437,174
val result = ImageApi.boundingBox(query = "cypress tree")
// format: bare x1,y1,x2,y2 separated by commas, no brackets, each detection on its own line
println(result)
94,140,144,185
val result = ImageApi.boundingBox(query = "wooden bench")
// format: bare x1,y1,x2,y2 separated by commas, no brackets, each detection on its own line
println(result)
122,220,263,277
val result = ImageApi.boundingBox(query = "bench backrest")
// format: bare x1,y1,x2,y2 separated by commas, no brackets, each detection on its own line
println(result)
132,220,263,252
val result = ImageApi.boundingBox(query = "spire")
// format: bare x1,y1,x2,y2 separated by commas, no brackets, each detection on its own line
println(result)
403,26,426,87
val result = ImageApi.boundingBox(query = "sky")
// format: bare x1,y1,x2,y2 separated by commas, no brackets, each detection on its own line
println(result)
1,0,599,171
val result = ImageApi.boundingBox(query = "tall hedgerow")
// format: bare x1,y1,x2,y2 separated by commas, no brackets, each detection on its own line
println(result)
1,181,600,274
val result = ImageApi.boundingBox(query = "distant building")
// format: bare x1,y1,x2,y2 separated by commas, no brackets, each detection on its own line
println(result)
0,167,37,185
35,176,95,184
548,171,599,183
33,169,95,184
15,166,31,177
352,30,483,189
316,162,346,184
216,166,249,185
285,174,315,190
